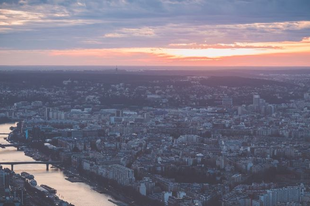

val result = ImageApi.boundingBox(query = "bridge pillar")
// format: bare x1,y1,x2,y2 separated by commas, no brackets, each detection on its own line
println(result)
11,164,13,171
46,164,49,171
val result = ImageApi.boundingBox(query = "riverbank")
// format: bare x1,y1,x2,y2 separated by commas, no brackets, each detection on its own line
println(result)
7,136,137,206
62,166,132,206
3,121,163,206
24,147,139,206
0,123,118,206
0,166,72,206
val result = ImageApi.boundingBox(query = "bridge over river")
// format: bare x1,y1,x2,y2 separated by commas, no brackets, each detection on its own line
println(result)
0,143,24,150
0,161,62,171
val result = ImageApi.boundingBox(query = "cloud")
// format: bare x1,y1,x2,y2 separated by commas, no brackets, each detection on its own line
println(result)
217,21,310,32
0,0,310,67
168,43,282,49
0,9,44,25
15,36,307,61
0,8,101,27
104,27,155,38
302,37,310,43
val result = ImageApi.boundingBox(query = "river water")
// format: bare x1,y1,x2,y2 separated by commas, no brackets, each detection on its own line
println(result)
0,123,116,206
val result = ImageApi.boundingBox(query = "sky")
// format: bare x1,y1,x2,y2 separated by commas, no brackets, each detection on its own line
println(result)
0,0,310,67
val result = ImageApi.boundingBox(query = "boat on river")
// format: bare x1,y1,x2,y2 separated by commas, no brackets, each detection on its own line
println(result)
41,184,57,194
108,199,128,206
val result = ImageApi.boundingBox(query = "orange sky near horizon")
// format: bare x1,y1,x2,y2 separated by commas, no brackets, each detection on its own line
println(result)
1,37,309,66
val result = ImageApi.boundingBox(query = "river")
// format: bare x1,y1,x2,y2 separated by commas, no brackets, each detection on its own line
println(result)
0,123,117,206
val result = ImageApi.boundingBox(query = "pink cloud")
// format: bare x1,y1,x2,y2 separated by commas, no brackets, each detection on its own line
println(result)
1,37,310,66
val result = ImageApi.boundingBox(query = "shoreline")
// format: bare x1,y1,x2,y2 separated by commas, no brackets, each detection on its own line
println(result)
5,132,136,206
24,148,134,206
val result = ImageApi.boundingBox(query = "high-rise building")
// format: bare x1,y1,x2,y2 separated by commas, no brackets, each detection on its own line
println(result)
49,109,65,120
258,186,303,206
45,107,50,120
253,95,260,107
115,110,123,117
266,105,275,115
222,96,233,108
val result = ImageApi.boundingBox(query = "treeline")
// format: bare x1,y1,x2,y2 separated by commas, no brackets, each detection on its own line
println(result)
154,166,220,184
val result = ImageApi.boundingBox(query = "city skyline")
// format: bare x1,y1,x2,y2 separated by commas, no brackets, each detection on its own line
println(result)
1,0,310,66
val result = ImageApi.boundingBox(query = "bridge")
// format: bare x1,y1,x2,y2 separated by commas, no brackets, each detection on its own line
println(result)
0,143,24,150
0,161,62,171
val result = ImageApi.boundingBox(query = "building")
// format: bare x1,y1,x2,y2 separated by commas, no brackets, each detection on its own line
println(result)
222,96,233,108
110,164,135,186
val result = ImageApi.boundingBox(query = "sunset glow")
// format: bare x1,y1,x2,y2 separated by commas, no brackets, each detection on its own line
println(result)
1,1,310,66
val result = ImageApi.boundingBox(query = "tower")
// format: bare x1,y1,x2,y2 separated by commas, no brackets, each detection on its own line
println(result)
253,94,260,107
